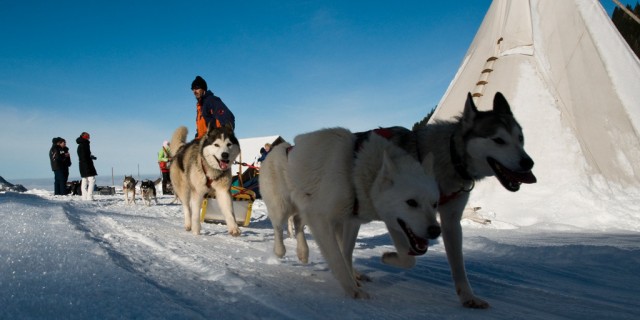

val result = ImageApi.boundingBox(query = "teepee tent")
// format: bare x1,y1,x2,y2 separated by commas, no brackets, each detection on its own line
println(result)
432,0,640,230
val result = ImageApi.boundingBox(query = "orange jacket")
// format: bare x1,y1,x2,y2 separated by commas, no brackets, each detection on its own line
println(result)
196,101,221,139
195,90,235,139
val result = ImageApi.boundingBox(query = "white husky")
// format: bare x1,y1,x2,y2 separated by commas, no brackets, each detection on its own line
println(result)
385,92,537,308
262,127,440,299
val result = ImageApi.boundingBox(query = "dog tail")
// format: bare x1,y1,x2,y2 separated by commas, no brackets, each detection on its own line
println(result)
171,126,188,153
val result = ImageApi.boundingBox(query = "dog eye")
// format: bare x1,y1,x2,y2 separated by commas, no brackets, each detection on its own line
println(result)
493,138,506,145
432,202,438,209
406,199,418,208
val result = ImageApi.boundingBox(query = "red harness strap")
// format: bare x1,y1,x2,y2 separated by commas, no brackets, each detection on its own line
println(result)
438,180,475,206
201,159,213,188
439,190,463,206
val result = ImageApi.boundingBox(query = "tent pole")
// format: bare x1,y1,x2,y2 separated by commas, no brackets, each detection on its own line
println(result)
612,0,640,25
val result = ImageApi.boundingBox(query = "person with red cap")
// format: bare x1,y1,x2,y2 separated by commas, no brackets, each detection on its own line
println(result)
191,75,235,139
76,132,98,201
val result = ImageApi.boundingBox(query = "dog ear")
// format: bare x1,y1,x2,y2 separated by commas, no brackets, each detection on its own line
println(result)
422,152,435,177
378,150,397,190
462,92,478,132
493,92,513,116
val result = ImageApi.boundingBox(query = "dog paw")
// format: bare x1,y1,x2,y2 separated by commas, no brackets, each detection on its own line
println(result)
274,246,286,259
381,252,416,269
228,228,241,237
350,288,370,299
354,271,372,283
459,293,490,309
296,252,309,264
185,226,191,232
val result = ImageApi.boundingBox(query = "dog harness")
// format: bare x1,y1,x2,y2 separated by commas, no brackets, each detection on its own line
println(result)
438,134,475,206
353,128,395,153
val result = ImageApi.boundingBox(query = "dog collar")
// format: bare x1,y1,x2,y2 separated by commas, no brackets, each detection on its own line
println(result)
439,180,475,206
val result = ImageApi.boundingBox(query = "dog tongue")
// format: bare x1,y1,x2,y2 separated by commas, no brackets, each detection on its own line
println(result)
220,161,229,170
409,238,428,256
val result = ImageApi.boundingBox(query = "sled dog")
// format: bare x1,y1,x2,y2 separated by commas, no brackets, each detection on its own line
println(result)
262,127,441,299
140,179,159,206
260,141,309,263
123,175,137,205
170,125,241,236
388,92,536,308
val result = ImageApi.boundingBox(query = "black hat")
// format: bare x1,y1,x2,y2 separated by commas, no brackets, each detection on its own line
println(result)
191,76,207,91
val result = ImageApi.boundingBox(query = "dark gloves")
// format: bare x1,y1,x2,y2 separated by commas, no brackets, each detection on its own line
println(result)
91,155,97,160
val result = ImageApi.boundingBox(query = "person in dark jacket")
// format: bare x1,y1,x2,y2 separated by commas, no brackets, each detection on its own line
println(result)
257,143,271,164
191,75,235,139
50,137,71,195
60,138,72,188
76,132,98,201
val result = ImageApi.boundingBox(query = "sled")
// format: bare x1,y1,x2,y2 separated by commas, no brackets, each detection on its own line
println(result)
200,186,255,227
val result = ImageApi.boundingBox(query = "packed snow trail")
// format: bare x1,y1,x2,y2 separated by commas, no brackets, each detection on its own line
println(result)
1,191,639,319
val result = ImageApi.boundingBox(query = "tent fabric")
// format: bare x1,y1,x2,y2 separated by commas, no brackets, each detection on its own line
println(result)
432,0,640,187
232,135,283,175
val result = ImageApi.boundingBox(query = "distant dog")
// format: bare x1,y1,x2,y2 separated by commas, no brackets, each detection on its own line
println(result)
123,175,137,205
170,125,241,236
140,179,159,206
261,127,440,299
385,92,536,308
66,180,81,196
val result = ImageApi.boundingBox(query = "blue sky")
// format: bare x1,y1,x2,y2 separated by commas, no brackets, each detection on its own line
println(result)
0,1,625,180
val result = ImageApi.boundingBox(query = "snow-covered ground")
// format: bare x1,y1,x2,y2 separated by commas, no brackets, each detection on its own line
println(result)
1,179,638,319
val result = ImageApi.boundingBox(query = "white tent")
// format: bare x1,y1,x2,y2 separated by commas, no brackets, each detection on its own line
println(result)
432,0,640,230
232,135,282,175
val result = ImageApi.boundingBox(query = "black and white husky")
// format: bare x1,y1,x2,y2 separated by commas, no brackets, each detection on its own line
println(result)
123,175,137,205
388,92,536,308
140,179,159,206
261,127,441,299
170,125,241,236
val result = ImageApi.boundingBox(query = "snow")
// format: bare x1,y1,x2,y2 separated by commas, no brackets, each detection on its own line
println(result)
1,181,639,319
2,0,640,318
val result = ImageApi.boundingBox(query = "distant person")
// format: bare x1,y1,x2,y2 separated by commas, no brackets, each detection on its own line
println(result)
49,137,71,195
59,138,72,192
257,143,272,164
76,132,98,201
158,140,172,195
191,75,235,139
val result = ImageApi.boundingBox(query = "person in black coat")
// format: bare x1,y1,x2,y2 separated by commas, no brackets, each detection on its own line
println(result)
76,132,98,201
50,137,66,195
60,138,72,188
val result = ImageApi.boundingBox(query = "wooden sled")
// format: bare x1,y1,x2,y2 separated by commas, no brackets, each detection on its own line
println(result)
200,186,255,227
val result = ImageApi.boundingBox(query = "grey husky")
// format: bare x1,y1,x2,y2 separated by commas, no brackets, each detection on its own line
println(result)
170,125,241,236
123,175,137,205
386,92,537,308
261,127,441,299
